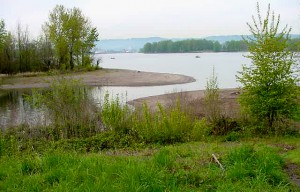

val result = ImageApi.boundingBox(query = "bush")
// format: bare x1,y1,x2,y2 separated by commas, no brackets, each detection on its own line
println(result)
204,67,221,124
237,3,299,129
28,77,101,139
189,118,211,141
133,102,193,144
223,131,240,142
101,93,132,134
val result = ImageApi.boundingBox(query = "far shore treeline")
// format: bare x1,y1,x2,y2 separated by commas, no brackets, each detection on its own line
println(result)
0,5,99,74
140,38,300,53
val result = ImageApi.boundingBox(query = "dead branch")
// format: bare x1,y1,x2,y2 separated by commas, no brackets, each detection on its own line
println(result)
212,153,225,171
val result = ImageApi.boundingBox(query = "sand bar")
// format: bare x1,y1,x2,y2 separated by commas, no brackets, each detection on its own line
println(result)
0,69,196,90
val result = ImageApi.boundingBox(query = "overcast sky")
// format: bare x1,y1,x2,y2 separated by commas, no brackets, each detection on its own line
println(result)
0,0,299,39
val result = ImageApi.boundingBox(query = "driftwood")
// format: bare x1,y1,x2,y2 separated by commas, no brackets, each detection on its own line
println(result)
212,154,225,170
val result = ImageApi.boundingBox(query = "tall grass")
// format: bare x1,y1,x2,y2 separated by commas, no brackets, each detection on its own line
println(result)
204,67,221,123
133,102,193,144
100,95,207,145
101,93,132,133
28,77,101,139
204,68,240,135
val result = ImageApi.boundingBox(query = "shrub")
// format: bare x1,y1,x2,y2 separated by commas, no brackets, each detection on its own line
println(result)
133,102,193,144
101,93,132,134
189,118,211,141
204,67,221,124
237,3,299,129
28,77,101,139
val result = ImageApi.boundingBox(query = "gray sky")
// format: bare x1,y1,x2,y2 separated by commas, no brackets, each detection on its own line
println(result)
0,0,299,39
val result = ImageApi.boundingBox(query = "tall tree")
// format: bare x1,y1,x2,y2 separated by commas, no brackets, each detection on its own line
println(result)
45,5,98,70
1,32,17,74
236,3,299,129
0,19,6,48
0,19,7,72
37,27,55,70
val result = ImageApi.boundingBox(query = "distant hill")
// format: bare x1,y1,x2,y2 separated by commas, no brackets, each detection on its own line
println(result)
205,35,244,43
96,34,300,52
205,34,300,43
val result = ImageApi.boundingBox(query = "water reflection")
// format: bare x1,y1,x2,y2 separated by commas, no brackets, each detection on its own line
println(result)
0,87,107,129
0,90,45,129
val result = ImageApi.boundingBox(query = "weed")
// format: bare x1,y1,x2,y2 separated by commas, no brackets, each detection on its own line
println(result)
28,77,101,139
224,131,240,142
133,102,193,144
190,118,211,141
224,145,289,187
204,67,221,124
101,93,132,133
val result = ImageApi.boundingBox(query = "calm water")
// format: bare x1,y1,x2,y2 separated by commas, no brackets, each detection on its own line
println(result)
98,52,250,100
0,52,251,128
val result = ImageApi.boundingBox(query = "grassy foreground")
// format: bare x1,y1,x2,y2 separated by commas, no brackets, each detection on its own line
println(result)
0,136,299,191
0,78,299,191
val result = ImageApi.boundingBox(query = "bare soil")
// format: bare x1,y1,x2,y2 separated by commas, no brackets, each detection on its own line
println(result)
285,162,300,187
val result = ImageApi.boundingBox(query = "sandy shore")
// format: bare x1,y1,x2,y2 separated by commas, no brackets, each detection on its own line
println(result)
128,88,241,117
0,69,196,90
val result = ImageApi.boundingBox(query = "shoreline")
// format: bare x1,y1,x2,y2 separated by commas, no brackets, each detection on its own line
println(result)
0,69,196,90
128,88,241,117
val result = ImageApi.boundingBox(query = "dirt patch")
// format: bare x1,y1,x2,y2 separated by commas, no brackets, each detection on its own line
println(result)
284,162,300,187
274,144,296,153
0,69,196,90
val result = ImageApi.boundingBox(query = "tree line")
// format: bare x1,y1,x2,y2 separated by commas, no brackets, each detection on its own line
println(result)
0,5,98,74
141,38,300,53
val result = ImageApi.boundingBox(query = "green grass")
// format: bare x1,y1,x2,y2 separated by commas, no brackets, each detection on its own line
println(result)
1,79,300,191
0,138,299,191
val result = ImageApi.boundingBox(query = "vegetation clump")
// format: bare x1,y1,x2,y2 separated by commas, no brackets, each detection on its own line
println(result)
237,4,299,130
0,5,99,74
28,77,101,139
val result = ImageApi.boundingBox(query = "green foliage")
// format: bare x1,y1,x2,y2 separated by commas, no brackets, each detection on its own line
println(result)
288,38,300,52
0,19,6,48
224,145,288,187
141,39,244,53
189,118,211,141
0,23,54,74
153,148,176,169
101,93,132,134
204,68,238,135
45,5,99,70
237,4,299,129
204,67,221,123
223,40,248,52
28,77,100,139
0,6,99,74
223,131,240,142
101,96,203,145
133,102,193,144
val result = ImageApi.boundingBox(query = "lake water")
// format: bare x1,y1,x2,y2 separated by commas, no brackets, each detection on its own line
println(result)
0,52,251,128
98,52,250,100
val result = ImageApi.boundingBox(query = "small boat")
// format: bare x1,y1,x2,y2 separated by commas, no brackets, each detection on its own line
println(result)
110,57,115,59
195,55,200,58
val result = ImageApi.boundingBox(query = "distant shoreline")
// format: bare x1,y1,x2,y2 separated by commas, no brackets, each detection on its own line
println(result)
96,51,249,54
